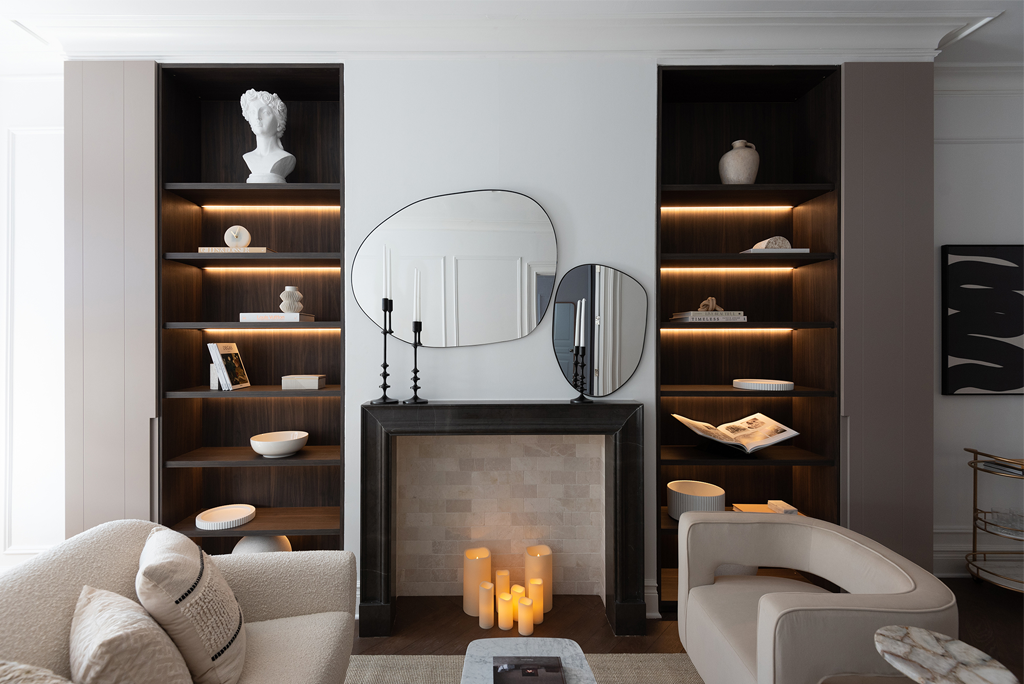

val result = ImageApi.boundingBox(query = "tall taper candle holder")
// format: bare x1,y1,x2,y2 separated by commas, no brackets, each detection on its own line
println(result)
571,345,593,404
404,320,428,404
372,298,398,405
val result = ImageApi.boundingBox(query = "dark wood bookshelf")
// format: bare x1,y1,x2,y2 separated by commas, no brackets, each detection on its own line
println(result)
167,445,342,468
164,183,342,206
171,506,342,537
659,445,833,467
661,321,834,330
165,385,342,399
660,385,834,397
661,184,833,207
660,253,834,268
164,252,342,268
165,322,342,329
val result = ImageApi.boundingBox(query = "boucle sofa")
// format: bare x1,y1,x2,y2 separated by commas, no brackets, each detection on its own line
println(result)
678,512,958,684
0,519,355,684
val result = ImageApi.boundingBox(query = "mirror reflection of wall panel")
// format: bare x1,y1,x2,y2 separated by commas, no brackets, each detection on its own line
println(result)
352,190,557,347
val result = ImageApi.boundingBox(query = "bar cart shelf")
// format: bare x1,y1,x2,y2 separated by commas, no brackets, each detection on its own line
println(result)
966,448,1023,593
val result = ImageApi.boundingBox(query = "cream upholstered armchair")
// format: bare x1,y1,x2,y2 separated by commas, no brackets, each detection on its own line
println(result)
0,519,355,684
678,512,958,684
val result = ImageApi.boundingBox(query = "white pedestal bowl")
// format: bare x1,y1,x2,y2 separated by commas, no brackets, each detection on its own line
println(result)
668,480,725,520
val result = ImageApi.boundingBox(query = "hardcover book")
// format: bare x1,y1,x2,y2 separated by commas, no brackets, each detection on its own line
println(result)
198,247,274,253
493,657,564,683
207,342,251,390
240,312,315,322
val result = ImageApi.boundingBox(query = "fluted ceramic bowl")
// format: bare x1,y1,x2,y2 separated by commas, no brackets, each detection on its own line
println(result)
667,480,725,520
250,431,308,458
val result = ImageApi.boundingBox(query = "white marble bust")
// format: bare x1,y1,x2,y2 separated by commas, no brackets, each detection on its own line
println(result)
240,89,296,183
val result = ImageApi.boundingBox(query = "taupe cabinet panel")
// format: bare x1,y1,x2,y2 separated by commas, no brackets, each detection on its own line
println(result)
65,61,157,536
841,62,934,570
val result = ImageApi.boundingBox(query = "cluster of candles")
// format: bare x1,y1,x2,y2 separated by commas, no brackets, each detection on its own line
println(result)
382,245,421,320
463,545,552,636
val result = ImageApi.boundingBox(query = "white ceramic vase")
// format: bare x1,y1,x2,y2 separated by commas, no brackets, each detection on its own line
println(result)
719,140,759,184
280,286,303,313
231,535,292,554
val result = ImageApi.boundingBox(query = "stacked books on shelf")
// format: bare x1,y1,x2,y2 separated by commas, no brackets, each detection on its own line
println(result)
671,310,746,323
240,312,315,322
198,247,276,253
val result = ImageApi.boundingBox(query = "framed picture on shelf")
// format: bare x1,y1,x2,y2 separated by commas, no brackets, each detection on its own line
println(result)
208,342,251,390
940,244,1023,395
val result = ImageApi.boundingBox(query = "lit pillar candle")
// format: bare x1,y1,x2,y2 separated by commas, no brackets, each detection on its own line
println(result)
528,578,544,623
497,593,513,630
463,547,491,616
495,569,510,597
510,585,525,622
525,545,553,613
517,597,534,636
479,581,494,629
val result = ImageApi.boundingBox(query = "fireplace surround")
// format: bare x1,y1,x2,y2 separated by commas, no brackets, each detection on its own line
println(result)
360,401,645,637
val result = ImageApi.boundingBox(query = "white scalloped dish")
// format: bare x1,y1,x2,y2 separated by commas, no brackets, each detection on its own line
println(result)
196,504,256,531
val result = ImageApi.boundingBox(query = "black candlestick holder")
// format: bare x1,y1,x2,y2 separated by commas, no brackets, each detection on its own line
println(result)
404,320,428,404
371,298,399,405
571,345,593,404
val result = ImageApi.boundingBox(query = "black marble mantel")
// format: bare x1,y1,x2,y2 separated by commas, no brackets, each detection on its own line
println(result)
360,401,645,637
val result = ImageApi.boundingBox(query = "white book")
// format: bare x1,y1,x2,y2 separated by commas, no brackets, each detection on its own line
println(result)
672,311,744,318
741,248,810,254
768,500,799,514
282,374,326,390
198,247,273,253
671,412,799,454
207,342,251,391
240,312,315,322
675,316,747,322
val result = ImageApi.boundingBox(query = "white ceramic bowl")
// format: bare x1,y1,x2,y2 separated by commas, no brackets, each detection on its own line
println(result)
232,535,292,554
250,431,309,458
667,480,725,520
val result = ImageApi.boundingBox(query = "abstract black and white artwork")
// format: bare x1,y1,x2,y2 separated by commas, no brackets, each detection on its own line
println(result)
941,245,1023,395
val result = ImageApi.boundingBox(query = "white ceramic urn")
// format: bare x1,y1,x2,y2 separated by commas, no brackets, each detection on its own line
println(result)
719,140,759,184
280,286,303,313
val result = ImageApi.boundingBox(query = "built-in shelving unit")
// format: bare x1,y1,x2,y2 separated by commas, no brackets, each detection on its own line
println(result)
158,64,344,554
656,66,841,613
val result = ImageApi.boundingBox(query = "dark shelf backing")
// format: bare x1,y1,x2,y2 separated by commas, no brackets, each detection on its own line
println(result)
661,321,834,330
171,506,342,537
165,322,342,330
661,184,834,207
659,444,834,467
167,445,342,468
661,253,834,269
165,183,342,207
165,252,342,268
166,385,342,398
660,385,834,397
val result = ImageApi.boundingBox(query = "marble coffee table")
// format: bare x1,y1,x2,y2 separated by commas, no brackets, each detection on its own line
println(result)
461,637,597,684
874,625,1018,684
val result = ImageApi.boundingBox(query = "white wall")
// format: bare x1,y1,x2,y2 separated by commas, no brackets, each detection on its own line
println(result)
933,65,1024,575
0,73,65,569
344,57,660,613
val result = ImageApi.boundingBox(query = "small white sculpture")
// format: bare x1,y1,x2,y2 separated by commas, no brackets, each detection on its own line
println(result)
240,89,296,184
280,286,303,313
752,236,792,250
223,225,251,248
719,140,759,184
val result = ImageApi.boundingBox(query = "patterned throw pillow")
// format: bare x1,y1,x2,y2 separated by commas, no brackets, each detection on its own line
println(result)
69,586,192,684
0,660,72,684
136,528,246,684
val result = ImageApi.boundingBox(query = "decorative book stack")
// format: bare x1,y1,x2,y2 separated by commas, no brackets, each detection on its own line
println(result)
671,310,747,322
240,312,315,322
198,247,275,253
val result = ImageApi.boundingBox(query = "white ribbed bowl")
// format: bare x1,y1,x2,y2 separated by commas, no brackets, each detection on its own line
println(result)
667,480,725,520
196,504,256,531
250,430,308,458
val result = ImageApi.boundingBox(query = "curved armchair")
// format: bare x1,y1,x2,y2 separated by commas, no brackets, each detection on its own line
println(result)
678,512,957,684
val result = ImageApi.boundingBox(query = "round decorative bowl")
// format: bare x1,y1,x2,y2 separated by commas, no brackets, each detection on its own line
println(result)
667,480,726,520
232,535,292,554
250,430,308,458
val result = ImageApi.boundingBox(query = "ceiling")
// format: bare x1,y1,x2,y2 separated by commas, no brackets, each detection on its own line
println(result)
0,0,1020,76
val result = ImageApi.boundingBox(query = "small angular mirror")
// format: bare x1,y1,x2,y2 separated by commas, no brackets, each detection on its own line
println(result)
551,264,647,398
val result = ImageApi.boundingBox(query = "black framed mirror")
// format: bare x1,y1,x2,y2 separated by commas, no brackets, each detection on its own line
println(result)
551,264,648,398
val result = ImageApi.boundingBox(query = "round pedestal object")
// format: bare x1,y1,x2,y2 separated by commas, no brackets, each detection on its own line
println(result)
232,535,292,554
719,140,759,184
668,480,726,520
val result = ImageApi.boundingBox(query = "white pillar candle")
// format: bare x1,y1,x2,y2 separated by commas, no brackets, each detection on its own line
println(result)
463,547,491,616
413,268,421,321
528,578,544,623
525,545,553,613
517,597,534,636
579,298,586,345
510,584,525,622
382,245,388,300
386,246,392,299
495,569,510,597
574,299,581,346
497,592,513,630
479,581,494,629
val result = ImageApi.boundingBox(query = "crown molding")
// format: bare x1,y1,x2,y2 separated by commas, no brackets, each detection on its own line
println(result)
935,62,1024,94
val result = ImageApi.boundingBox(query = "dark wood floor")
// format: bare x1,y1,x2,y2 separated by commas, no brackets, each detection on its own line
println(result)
353,581,1023,679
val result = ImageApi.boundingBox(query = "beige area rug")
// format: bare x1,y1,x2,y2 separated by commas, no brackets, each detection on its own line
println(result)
346,653,704,684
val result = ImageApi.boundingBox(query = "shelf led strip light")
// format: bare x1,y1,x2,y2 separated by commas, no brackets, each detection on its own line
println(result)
660,206,793,212
201,205,342,210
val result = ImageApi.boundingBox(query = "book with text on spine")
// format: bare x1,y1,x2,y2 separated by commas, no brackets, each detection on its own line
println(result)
207,342,251,391
198,247,275,253
240,312,315,322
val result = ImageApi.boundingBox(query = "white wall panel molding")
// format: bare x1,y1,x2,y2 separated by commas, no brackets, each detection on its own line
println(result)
934,63,1024,94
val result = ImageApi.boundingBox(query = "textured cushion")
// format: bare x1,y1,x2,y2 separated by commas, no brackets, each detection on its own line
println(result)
687,574,828,684
69,586,191,684
237,612,354,684
0,660,72,683
136,528,246,684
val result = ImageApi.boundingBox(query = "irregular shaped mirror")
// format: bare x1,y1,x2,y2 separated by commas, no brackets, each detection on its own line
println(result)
353,190,557,347
552,264,648,397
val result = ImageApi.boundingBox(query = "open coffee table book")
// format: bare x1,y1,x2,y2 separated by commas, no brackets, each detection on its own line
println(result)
494,657,564,683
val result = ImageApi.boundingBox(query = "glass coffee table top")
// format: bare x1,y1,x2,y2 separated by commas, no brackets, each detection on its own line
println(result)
461,637,596,684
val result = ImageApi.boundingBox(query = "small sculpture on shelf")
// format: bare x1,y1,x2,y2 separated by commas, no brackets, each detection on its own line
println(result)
279,286,303,313
698,296,724,312
240,89,296,183
753,236,791,250
719,139,759,184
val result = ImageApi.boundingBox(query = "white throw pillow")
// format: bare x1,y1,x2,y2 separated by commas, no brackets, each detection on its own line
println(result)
136,528,246,684
69,585,192,684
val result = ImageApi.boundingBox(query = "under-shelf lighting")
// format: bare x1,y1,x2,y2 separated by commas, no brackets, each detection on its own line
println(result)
202,267,342,272
660,267,794,273
201,205,341,210
201,328,340,334
660,328,793,333
661,206,792,211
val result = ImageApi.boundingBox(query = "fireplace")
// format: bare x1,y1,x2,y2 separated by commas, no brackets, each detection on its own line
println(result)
359,401,645,637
